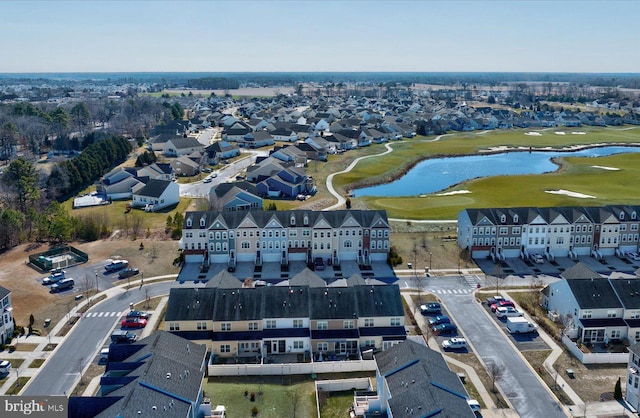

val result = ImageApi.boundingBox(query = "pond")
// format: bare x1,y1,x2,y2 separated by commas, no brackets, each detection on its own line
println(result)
354,146,640,197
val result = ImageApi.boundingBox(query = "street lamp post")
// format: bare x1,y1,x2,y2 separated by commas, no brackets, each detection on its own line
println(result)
429,252,432,272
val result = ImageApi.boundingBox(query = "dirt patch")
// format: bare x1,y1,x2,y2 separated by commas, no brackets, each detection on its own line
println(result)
389,229,474,272
0,238,179,330
552,351,626,402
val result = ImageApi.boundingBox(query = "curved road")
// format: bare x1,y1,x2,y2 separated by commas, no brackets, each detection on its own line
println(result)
23,280,183,396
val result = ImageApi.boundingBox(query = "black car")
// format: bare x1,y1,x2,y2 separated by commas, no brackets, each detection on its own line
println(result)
118,268,140,279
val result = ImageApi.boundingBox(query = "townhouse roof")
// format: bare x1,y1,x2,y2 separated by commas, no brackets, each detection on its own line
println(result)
629,341,640,357
565,278,622,309
375,340,475,418
165,288,215,322
0,285,9,301
609,279,640,309
212,288,263,321
262,286,310,319
205,270,244,289
561,262,603,280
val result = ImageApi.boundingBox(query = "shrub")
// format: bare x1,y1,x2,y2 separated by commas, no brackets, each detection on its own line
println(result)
614,377,622,400
251,406,258,416
250,392,256,402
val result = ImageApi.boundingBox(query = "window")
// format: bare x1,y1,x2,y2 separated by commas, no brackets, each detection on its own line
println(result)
556,237,564,244
513,227,520,235
317,342,328,352
266,320,276,329
293,341,304,350
607,310,617,318
220,345,231,353
169,322,180,331
197,322,207,330
633,224,639,232
317,321,327,330
364,318,374,327
631,311,640,319
581,310,592,319
293,319,303,328
221,323,231,331
500,227,508,235
343,320,354,329
391,317,401,326
344,240,353,248
248,322,258,331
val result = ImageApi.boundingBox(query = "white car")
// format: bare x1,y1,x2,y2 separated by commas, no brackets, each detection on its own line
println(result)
467,399,481,412
529,253,544,264
442,337,467,351
627,252,640,261
496,306,524,318
0,360,11,374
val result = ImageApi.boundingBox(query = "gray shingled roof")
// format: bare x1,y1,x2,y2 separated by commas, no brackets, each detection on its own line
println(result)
135,179,172,198
609,279,640,309
561,262,602,280
375,340,475,418
566,278,622,309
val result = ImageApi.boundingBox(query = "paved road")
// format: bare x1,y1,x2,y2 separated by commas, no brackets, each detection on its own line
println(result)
23,281,180,396
435,278,567,418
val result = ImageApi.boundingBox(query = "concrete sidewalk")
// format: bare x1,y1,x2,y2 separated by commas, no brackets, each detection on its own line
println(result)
0,275,176,396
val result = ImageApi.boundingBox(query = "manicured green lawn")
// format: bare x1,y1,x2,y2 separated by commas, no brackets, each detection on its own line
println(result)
340,127,640,219
203,376,316,418
319,390,354,418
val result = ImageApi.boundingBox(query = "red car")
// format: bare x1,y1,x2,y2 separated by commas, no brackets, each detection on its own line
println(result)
121,317,147,329
490,300,515,312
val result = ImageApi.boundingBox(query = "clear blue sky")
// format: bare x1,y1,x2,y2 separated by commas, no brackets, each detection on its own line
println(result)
1,1,637,73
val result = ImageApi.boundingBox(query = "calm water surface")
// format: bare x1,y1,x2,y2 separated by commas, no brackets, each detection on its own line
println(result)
355,146,640,197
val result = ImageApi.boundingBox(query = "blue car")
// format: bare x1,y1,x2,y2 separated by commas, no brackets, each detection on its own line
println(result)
432,323,457,335
428,315,451,326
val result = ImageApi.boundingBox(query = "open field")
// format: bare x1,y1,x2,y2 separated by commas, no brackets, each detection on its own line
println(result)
329,126,640,219
0,239,179,329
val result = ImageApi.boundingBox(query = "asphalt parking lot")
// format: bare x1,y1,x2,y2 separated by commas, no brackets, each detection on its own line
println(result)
419,302,474,354
480,298,549,351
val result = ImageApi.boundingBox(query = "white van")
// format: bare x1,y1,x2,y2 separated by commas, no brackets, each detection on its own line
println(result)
0,360,11,374
99,348,109,363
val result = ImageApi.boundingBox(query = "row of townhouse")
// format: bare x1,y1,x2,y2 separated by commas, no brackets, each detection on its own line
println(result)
179,209,391,266
164,279,405,359
458,205,640,261
543,262,640,346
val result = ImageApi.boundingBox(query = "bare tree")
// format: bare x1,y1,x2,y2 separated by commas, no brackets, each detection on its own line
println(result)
487,360,505,393
487,263,505,293
557,313,574,341
528,276,544,317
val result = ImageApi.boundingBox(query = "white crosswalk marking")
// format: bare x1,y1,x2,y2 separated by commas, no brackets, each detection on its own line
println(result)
97,312,104,317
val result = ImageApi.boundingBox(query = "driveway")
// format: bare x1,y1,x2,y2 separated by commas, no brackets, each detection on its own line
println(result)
439,291,568,418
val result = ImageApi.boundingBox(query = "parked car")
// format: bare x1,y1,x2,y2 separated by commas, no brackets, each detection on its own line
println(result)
0,360,11,374
50,278,74,293
203,177,212,183
467,399,481,412
126,310,149,320
486,295,505,306
495,306,524,318
529,253,545,264
111,330,137,344
627,252,640,261
118,268,140,279
50,268,66,275
428,315,451,326
432,323,457,335
490,300,515,312
105,259,128,272
42,272,65,285
442,337,467,351
121,317,147,328
419,302,441,314
314,257,325,271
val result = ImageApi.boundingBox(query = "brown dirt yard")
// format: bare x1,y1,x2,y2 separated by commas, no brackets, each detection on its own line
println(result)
0,238,180,331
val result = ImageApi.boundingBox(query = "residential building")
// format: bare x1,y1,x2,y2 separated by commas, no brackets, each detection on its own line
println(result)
208,182,263,212
131,179,180,212
0,286,13,346
164,277,405,359
626,342,640,411
179,209,391,266
541,263,640,345
458,205,640,260
164,136,204,157
68,331,208,418
353,339,476,417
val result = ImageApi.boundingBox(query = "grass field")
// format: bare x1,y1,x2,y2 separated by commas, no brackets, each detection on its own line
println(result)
336,126,640,219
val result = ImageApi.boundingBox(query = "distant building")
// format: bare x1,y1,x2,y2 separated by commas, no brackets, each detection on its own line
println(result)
131,179,180,212
0,286,14,346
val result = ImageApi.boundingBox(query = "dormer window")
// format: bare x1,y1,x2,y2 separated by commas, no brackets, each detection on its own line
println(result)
620,212,625,221
633,211,637,220
290,215,296,226
186,218,192,228
500,215,506,224
200,218,206,227
513,215,519,224
303,215,309,226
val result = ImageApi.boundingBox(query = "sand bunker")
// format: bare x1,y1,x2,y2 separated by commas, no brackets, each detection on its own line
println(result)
545,189,595,199
554,132,566,135
524,132,542,136
591,165,620,171
571,131,587,135
437,190,471,196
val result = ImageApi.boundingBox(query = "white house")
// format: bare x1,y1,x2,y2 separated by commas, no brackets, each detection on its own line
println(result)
627,342,640,410
0,286,14,346
131,179,180,212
